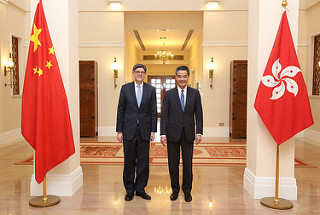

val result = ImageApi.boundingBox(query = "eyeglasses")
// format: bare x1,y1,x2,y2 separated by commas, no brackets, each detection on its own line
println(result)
134,71,146,74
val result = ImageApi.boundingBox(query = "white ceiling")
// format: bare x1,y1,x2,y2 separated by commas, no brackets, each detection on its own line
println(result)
125,12,203,52
132,29,194,51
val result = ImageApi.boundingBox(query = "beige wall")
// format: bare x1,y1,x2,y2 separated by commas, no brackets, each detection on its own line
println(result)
0,2,6,132
0,1,27,133
188,30,203,88
79,0,248,12
297,9,310,102
203,11,248,42
79,11,124,130
145,64,178,77
202,11,248,129
124,30,137,83
8,0,27,10
121,0,248,11
202,46,248,128
306,2,320,132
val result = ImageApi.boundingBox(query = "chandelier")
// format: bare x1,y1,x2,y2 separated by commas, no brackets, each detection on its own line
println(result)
155,42,174,64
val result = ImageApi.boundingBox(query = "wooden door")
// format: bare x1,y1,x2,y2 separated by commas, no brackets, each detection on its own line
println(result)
79,61,98,137
148,76,175,117
230,60,247,138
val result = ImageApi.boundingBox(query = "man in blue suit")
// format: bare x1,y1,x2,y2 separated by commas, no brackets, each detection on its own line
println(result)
116,64,157,201
160,65,203,202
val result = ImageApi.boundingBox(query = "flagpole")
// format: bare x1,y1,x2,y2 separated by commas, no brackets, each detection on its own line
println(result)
255,0,312,209
260,144,293,210
29,175,61,207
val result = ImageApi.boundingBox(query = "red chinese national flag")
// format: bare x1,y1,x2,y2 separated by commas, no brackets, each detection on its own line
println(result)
254,11,314,145
21,0,75,184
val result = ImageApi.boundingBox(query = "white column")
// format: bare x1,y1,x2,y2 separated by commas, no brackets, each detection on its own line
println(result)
0,2,7,134
29,0,82,196
244,0,299,200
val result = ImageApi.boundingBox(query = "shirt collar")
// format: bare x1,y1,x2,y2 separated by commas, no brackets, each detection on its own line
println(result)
134,81,143,89
177,86,187,94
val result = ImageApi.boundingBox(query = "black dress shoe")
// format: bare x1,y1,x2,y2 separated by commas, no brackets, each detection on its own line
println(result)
136,192,151,200
124,193,134,201
170,192,178,201
184,193,192,202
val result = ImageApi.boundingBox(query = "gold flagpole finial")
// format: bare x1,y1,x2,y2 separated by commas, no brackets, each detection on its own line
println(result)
281,0,288,8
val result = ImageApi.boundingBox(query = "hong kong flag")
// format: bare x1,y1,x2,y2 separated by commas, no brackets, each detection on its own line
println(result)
254,11,313,145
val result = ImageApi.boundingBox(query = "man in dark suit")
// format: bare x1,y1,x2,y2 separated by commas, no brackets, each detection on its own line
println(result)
160,65,203,202
116,64,157,201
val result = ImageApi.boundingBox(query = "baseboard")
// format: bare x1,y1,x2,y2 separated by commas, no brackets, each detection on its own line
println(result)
302,128,320,147
243,168,297,200
0,128,24,145
203,127,229,137
98,126,116,136
30,166,83,196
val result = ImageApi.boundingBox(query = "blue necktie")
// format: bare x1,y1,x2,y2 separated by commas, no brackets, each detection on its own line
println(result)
181,89,184,111
137,85,142,108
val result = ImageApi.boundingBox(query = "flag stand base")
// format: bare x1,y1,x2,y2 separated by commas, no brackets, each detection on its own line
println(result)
260,197,293,210
29,176,60,208
29,195,60,208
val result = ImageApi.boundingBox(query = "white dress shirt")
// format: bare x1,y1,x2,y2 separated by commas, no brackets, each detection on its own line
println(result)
177,86,187,108
134,81,143,101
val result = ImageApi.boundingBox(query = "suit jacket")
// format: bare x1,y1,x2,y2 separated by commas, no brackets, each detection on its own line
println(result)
160,86,203,142
116,82,157,141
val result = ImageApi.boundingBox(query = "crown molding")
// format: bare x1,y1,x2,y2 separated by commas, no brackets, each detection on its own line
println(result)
0,0,8,5
203,41,248,47
203,41,310,47
80,42,125,48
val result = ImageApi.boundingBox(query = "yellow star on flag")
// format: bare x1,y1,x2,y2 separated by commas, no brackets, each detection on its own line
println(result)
30,24,42,52
33,67,43,76
48,47,55,55
45,61,53,69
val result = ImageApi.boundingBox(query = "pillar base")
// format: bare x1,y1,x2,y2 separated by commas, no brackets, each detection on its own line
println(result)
30,166,83,196
243,168,297,200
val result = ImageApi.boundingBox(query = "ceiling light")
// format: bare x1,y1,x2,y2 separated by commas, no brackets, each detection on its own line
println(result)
155,40,174,65
157,29,169,32
109,1,122,10
206,1,220,10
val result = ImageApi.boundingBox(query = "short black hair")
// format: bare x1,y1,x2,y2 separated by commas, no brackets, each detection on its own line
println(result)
133,64,147,73
175,65,190,76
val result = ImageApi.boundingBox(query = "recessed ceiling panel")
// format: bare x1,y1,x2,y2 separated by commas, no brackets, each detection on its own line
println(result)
137,29,191,51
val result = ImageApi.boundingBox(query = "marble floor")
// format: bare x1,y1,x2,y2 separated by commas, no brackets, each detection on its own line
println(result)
0,137,320,215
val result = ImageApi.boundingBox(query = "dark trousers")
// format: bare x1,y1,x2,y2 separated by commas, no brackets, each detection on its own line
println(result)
123,125,150,194
167,128,194,194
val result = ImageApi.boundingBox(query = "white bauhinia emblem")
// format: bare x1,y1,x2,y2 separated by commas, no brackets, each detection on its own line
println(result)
261,58,301,100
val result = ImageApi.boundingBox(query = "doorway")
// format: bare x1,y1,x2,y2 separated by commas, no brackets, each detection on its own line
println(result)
230,60,247,139
79,61,98,137
148,75,175,117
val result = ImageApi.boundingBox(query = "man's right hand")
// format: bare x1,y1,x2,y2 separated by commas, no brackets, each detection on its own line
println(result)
117,132,123,142
161,136,167,146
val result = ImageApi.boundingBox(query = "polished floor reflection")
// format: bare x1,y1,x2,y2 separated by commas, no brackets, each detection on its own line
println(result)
0,137,320,214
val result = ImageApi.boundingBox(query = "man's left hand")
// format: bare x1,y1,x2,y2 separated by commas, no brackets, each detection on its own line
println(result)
150,132,155,141
195,135,202,145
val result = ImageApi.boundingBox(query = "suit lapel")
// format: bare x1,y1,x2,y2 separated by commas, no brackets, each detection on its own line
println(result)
185,86,191,111
130,82,139,108
140,82,147,108
173,87,183,112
